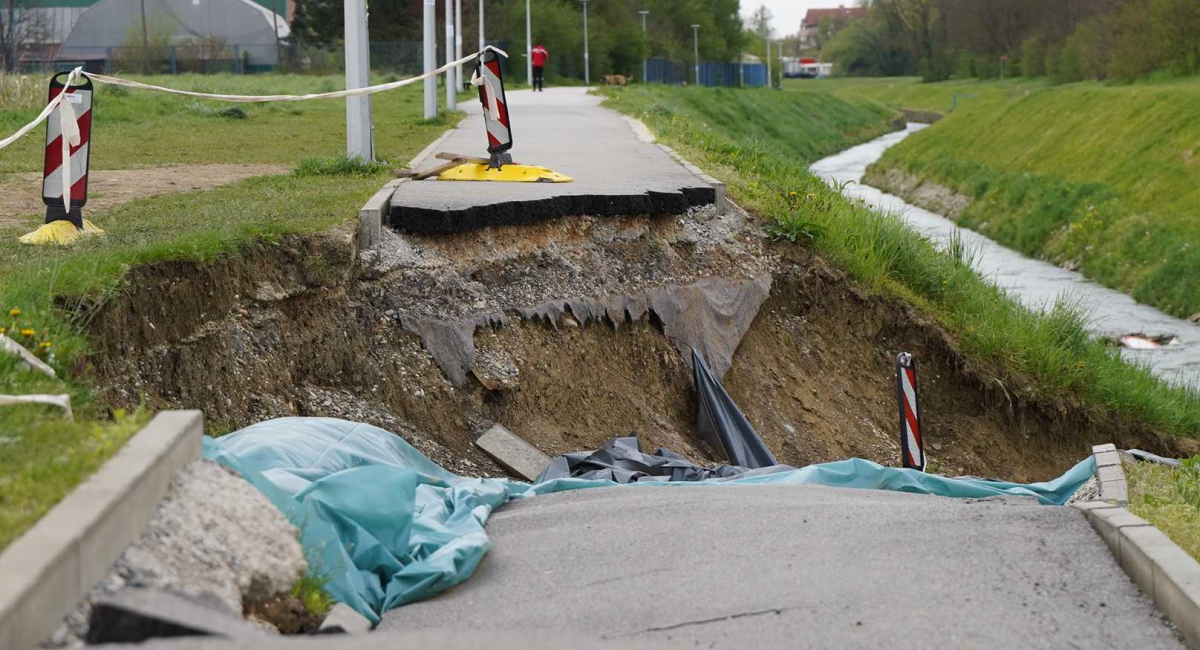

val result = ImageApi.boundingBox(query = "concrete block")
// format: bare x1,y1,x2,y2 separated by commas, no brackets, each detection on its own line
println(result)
0,411,202,650
1092,443,1117,454
1098,479,1129,505
358,180,402,250
1085,507,1149,558
1094,450,1122,467
318,603,373,635
1152,546,1200,649
474,425,551,483
1096,464,1125,484
1118,525,1168,596
87,588,264,644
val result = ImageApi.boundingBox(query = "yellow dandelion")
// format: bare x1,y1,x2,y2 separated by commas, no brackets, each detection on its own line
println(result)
806,193,816,200
8,308,19,317
39,341,52,349
0,326,6,334
789,191,797,196
20,328,35,337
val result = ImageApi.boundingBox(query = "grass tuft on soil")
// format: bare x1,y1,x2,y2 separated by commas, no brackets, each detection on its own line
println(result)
600,84,1200,437
0,74,458,552
1127,456,1200,562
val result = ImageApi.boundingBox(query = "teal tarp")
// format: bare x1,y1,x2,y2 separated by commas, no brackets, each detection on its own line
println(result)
203,417,1095,625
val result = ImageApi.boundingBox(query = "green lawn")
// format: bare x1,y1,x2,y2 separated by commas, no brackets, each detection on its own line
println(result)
807,76,1200,319
602,84,1200,438
0,72,459,551
1128,456,1200,562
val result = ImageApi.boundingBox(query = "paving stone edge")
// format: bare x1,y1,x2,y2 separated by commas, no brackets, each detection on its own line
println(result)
1074,443,1200,648
0,410,204,650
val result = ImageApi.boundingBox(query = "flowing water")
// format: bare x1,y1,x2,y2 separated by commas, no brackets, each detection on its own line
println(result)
811,124,1200,388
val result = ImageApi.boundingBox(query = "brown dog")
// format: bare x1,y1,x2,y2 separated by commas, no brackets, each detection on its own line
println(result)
603,74,628,86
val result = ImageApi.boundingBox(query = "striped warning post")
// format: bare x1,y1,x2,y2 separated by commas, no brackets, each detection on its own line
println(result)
42,71,93,229
475,48,512,156
896,352,926,471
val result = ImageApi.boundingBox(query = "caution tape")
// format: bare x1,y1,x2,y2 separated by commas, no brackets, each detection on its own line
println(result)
0,45,507,155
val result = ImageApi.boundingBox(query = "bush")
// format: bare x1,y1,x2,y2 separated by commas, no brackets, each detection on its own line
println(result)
1021,37,1046,78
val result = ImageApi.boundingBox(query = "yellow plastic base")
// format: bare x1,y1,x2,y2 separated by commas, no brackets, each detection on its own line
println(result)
18,219,105,246
437,163,573,183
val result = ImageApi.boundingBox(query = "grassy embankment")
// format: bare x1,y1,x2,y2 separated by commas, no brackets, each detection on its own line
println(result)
1128,456,1200,562
601,84,1200,440
806,76,1200,321
0,72,459,551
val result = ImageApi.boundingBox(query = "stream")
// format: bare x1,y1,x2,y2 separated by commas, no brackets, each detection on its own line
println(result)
810,124,1200,388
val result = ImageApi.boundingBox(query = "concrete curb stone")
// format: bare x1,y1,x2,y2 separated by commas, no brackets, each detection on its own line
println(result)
1075,442,1200,648
0,411,203,650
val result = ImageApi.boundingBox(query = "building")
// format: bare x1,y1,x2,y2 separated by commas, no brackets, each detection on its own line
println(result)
799,5,867,49
13,0,292,69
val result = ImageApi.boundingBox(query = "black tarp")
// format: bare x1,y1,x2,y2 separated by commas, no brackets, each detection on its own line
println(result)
693,348,777,468
537,348,782,483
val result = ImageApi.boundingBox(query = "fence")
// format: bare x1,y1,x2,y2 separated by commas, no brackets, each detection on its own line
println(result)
644,57,767,88
35,40,508,77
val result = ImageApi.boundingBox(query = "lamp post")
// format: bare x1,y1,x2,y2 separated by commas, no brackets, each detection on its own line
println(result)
580,0,590,85
765,38,771,89
424,0,437,119
455,0,463,90
444,0,456,110
525,0,532,87
344,0,373,160
479,0,485,54
691,24,700,86
639,10,649,83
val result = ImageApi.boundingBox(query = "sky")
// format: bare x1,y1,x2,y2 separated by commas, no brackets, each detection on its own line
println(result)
749,0,844,37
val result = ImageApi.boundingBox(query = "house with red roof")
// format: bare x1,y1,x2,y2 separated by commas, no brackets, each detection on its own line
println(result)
799,5,867,48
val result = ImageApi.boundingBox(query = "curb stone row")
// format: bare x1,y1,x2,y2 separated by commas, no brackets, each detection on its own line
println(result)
1075,443,1200,648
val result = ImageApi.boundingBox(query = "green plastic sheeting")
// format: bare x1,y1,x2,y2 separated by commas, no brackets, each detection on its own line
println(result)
203,417,1095,625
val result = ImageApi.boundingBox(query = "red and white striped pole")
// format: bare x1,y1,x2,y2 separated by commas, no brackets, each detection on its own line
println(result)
474,48,513,169
42,71,93,230
896,352,926,472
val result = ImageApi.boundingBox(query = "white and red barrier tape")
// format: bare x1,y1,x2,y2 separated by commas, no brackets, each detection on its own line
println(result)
0,45,508,158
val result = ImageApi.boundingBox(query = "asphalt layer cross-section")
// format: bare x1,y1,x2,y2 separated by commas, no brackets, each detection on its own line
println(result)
388,87,716,233
379,484,1184,649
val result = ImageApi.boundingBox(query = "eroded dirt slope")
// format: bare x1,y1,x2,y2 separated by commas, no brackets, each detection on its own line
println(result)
83,202,1186,482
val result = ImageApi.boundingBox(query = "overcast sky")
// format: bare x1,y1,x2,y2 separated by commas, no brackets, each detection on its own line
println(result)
748,0,842,37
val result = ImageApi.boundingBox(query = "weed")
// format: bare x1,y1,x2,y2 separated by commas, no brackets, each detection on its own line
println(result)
292,573,334,617
1128,456,1200,562
293,155,391,178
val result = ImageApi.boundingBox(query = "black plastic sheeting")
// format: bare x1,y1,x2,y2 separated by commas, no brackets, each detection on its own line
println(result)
538,348,781,484
693,348,778,468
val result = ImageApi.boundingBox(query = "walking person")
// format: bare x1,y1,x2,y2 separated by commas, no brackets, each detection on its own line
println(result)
531,43,549,91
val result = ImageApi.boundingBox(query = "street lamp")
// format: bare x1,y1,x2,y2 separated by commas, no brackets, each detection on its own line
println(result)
691,24,700,86
639,10,649,83
580,0,590,85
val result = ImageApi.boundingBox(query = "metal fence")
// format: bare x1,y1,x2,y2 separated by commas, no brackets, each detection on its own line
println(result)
644,57,767,87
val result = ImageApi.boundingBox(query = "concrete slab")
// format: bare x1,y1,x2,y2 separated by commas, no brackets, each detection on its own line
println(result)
389,88,717,233
381,484,1182,649
86,588,264,644
474,425,550,482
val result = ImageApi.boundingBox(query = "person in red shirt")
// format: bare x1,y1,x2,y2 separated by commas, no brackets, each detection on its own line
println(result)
531,43,549,92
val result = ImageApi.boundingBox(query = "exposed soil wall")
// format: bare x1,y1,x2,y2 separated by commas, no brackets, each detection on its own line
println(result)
84,203,1190,483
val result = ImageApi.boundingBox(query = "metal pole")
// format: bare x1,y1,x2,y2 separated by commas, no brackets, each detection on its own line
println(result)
272,0,281,70
479,0,485,54
455,0,463,90
691,24,699,86
445,0,456,111
581,0,589,85
424,0,437,119
344,0,374,160
639,10,648,83
766,38,771,89
525,0,532,88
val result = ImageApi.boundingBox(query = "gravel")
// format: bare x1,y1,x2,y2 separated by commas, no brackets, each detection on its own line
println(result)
43,459,307,648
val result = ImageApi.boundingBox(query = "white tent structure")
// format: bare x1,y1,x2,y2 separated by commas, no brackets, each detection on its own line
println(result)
59,0,289,69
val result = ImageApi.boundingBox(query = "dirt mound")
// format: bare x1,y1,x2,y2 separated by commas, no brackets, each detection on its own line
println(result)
82,201,1187,483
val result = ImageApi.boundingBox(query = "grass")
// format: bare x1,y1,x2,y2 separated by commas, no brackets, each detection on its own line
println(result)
292,572,335,617
601,84,1200,437
1128,456,1200,562
0,72,460,552
807,76,1200,319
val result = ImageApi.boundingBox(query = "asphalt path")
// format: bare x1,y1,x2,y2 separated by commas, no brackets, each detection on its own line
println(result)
388,87,716,232
379,483,1183,649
